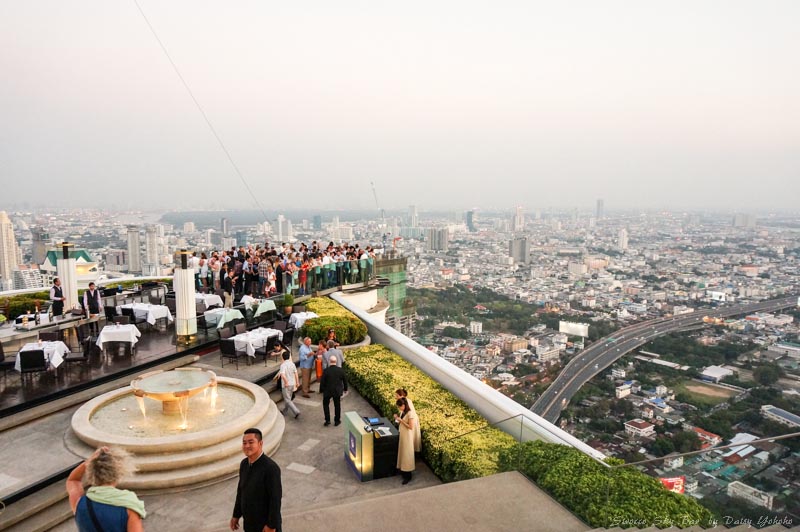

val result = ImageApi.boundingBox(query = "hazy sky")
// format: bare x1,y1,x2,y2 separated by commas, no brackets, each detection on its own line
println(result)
1,1,798,212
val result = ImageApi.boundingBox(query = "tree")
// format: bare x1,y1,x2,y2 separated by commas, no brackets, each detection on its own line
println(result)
650,437,675,457
753,364,782,386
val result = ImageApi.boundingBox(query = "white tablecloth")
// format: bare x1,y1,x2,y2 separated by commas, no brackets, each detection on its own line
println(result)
254,299,277,317
232,328,284,357
204,308,244,329
196,293,223,309
289,311,319,329
118,303,174,325
239,295,257,307
96,324,142,348
15,341,70,371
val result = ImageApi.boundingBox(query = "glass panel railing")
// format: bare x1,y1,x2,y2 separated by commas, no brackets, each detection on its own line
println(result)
276,260,378,300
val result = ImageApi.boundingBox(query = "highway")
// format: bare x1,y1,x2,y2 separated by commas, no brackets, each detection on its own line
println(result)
531,295,799,423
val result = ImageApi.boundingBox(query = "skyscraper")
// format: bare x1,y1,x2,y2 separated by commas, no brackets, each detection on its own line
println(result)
145,225,159,265
509,237,531,264
466,210,477,232
408,205,418,228
512,206,525,232
127,225,142,273
313,215,322,230
618,228,629,251
596,199,604,219
276,215,292,242
31,226,50,265
426,228,449,252
220,217,229,235
0,211,19,290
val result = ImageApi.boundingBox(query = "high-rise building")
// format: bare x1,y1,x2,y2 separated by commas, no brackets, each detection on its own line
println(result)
512,206,525,232
105,250,128,272
313,215,322,230
618,228,629,251
276,215,292,242
204,229,215,245
235,230,248,247
465,210,477,232
127,225,142,273
509,237,530,264
0,211,19,290
145,225,159,266
408,205,418,228
13,264,45,290
183,222,195,233
220,217,229,235
426,228,449,252
32,227,50,265
596,199,604,219
732,213,756,228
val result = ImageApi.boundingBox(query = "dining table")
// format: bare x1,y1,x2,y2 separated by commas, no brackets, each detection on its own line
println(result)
95,324,142,349
14,340,70,371
117,302,174,325
232,327,284,357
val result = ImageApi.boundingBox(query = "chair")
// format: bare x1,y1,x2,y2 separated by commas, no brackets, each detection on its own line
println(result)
196,302,207,316
197,315,215,336
19,349,48,383
282,328,295,355
113,315,130,325
234,322,247,336
219,338,247,369
254,335,280,366
104,305,118,322
292,304,306,314
215,289,226,299
0,343,16,387
38,331,60,342
273,320,288,333
77,323,100,358
149,295,162,306
219,328,233,339
121,307,147,329
165,298,177,314
63,349,90,376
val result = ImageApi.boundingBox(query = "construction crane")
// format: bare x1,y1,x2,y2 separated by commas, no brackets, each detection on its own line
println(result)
370,181,385,222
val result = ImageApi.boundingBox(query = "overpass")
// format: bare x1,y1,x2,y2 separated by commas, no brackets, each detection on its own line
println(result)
531,295,799,423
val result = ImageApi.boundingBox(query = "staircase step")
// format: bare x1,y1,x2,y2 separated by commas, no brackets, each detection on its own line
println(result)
0,481,69,532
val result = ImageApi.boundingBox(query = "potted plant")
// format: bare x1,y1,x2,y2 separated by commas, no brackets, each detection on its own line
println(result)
281,293,294,315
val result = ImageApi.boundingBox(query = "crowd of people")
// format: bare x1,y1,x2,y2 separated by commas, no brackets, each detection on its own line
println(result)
186,241,378,303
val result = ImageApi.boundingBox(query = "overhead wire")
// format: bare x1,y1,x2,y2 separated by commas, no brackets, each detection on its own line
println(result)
132,0,268,222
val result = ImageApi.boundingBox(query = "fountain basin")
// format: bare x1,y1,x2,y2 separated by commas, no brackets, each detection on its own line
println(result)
71,376,270,454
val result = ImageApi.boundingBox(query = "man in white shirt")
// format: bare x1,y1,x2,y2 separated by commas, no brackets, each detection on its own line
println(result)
279,351,300,419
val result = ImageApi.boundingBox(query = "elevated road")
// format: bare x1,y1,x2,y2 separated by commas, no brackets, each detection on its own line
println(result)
531,295,799,423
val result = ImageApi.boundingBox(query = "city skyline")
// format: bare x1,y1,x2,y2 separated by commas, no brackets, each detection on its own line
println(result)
2,1,799,210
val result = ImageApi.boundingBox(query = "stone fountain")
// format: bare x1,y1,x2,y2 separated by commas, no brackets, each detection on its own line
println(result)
68,368,284,491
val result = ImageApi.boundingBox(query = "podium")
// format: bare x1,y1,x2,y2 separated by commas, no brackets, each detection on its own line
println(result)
344,411,399,481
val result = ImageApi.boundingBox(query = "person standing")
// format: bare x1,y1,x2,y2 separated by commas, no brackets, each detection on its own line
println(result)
66,446,146,532
320,355,345,426
221,265,234,309
395,389,421,453
50,277,66,318
278,351,300,419
83,282,102,335
298,337,314,398
231,428,282,532
324,341,348,395
394,397,417,485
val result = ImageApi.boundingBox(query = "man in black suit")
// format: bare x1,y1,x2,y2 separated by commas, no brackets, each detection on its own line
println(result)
319,355,346,427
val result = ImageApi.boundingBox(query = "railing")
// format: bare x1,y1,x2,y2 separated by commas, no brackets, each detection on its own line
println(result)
280,258,376,299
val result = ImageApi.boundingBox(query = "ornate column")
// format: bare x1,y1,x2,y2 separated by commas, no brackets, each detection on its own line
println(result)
56,242,78,313
175,250,197,341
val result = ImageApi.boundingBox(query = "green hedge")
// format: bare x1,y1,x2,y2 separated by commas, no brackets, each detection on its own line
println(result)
0,292,50,319
300,297,368,345
345,344,714,528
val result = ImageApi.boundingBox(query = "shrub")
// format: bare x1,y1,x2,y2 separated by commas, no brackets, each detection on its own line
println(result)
300,297,367,345
346,344,714,528
0,292,50,319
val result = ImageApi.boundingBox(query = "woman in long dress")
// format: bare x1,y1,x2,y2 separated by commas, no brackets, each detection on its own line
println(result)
395,389,421,453
394,397,416,485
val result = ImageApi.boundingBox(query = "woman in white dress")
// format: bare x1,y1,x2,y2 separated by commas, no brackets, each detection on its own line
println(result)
394,397,416,485
395,388,421,452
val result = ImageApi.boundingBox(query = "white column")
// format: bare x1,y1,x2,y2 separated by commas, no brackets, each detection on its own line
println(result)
56,242,79,312
175,251,197,337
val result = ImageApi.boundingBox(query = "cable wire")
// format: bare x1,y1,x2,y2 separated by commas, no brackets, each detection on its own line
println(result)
132,0,268,221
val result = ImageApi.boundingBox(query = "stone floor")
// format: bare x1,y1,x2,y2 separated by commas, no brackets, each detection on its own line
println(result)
49,384,441,531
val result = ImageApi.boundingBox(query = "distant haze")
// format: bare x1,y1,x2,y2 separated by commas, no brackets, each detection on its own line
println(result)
1,1,798,211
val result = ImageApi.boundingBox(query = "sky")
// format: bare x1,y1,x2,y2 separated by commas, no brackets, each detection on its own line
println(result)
1,1,798,212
